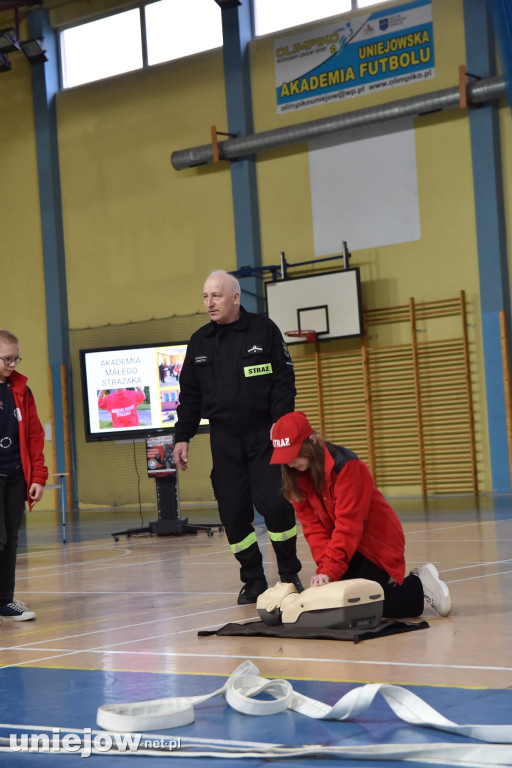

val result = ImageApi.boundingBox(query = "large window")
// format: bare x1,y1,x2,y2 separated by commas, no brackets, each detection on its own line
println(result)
254,0,394,37
145,0,223,66
254,0,351,37
61,10,143,88
357,0,391,6
61,0,223,89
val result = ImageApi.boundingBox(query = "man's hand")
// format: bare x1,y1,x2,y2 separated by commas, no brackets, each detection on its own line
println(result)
310,573,331,587
28,483,44,504
173,441,189,471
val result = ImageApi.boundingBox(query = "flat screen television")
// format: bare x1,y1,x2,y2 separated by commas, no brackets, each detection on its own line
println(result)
79,342,208,442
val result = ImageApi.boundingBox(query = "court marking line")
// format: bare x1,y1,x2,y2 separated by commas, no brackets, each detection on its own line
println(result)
0,607,239,642
12,554,231,581
18,543,135,555
405,519,512,536
0,606,256,648
16,565,512,597
20,538,228,557
446,568,512,583
0,646,510,675
14,546,231,577
14,590,245,596
15,522,508,580
0,661,504,690
10,562,512,627
442,558,512,572
0,607,504,672
13,553,512,583
16,547,226,566
18,538,229,556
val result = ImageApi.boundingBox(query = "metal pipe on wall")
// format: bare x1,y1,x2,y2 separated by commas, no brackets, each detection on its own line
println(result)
171,75,505,170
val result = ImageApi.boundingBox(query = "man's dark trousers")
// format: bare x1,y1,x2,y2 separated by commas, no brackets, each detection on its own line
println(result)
209,424,301,584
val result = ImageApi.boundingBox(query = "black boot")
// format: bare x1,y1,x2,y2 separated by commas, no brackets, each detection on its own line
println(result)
279,572,304,593
271,537,302,586
237,578,268,605
234,543,267,604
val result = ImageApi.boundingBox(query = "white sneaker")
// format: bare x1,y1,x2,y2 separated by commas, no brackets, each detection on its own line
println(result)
0,600,36,621
412,563,451,617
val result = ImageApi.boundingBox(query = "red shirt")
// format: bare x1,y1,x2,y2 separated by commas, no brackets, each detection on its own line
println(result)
292,443,406,584
98,389,145,428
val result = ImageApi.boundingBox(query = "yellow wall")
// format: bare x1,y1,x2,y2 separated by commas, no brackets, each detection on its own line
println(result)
2,0,511,502
0,52,54,480
57,50,234,327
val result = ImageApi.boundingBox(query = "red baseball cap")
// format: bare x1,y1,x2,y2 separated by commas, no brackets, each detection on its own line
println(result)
270,411,313,464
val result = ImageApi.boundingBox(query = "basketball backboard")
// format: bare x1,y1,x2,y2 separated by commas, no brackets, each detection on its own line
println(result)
265,269,363,344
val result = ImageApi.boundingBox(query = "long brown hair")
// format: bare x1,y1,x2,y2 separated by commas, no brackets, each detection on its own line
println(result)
281,435,326,501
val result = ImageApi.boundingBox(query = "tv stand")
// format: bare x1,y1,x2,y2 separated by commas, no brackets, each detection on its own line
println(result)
111,474,223,541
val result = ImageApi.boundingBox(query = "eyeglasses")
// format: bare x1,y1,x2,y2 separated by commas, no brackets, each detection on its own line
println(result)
0,356,22,366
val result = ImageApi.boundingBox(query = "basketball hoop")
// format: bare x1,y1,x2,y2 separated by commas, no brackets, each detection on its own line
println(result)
285,330,318,343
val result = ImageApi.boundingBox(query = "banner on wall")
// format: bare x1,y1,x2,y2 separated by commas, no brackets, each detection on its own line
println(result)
274,0,434,114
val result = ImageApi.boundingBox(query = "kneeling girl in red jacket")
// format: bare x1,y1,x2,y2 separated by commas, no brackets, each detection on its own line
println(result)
270,411,451,618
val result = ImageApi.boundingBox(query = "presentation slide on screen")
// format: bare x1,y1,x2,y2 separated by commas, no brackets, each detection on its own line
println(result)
83,345,186,437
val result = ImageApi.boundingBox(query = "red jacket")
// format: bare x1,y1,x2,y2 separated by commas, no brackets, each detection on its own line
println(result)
9,370,48,509
292,442,406,584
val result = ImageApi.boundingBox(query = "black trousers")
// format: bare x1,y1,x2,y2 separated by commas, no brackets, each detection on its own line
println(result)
0,467,26,604
343,550,424,618
210,425,301,584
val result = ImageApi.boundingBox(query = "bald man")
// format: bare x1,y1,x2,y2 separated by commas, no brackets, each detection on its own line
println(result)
174,270,302,604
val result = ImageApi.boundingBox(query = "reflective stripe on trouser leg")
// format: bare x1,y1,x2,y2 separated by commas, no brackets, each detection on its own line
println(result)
234,543,266,585
230,531,266,584
267,526,297,543
230,531,258,554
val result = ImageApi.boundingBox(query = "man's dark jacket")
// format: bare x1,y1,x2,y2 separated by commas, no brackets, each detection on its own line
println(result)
175,307,295,440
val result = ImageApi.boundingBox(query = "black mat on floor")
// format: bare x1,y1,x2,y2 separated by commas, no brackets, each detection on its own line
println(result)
198,619,429,643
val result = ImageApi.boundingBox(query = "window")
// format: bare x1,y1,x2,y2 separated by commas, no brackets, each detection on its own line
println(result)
145,0,223,66
254,0,352,37
61,0,223,89
61,10,143,88
60,0,395,89
254,0,394,37
357,0,391,7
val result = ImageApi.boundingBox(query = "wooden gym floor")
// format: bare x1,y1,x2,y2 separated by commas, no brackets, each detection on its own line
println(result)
0,495,511,765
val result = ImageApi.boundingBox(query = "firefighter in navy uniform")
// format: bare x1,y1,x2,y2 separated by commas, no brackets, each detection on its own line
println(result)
173,270,302,604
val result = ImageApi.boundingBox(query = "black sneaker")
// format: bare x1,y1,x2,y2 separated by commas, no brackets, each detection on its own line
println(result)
0,600,36,621
280,574,304,593
237,579,268,605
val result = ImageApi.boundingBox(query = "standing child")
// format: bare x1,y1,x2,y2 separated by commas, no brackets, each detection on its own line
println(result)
0,329,48,621
270,411,451,619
